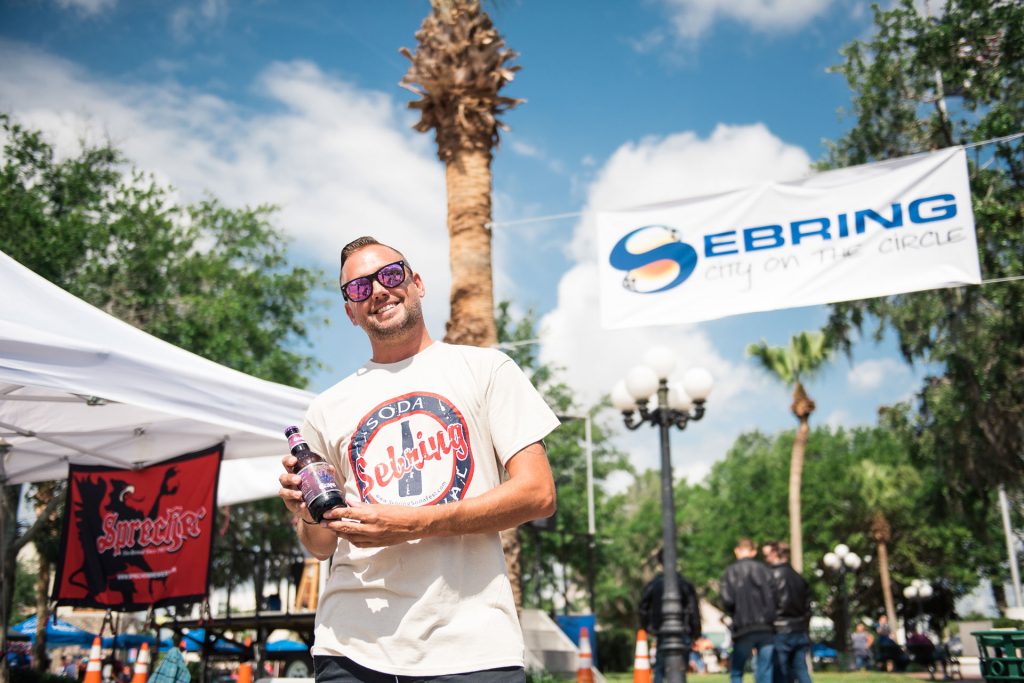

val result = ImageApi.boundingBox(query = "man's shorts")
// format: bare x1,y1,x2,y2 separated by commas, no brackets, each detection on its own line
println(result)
313,655,526,683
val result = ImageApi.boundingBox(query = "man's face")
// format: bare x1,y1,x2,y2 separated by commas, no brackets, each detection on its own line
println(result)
342,244,425,342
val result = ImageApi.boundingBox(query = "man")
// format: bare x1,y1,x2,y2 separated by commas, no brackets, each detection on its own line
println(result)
639,549,703,683
720,538,776,683
762,541,812,683
278,236,559,682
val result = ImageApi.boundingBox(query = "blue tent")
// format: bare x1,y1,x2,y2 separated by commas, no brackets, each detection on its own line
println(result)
265,640,307,653
102,634,161,650
162,629,241,654
9,615,96,648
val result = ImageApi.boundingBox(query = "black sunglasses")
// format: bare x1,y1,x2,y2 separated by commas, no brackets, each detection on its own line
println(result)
340,260,408,302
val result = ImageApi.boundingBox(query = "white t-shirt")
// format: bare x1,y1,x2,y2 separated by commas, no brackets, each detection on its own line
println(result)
301,342,560,675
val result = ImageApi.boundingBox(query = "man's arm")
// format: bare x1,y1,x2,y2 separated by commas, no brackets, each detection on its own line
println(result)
319,441,556,548
639,579,655,631
277,453,339,561
719,569,735,613
685,581,703,638
758,564,778,622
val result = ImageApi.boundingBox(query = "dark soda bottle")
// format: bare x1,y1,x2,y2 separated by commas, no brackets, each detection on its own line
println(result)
285,426,346,522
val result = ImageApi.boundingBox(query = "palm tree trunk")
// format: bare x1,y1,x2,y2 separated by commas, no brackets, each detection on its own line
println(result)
789,416,809,573
442,148,523,606
32,554,50,673
874,524,898,629
442,148,497,348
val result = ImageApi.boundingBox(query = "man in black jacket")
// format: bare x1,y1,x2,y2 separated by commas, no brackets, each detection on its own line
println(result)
720,538,776,683
639,550,703,683
763,541,813,683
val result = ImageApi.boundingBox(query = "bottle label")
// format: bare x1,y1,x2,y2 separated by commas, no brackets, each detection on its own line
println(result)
287,432,306,450
297,461,340,506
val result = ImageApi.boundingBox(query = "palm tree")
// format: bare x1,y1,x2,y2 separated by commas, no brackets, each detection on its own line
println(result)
400,0,521,348
747,331,834,573
856,457,921,634
401,0,525,604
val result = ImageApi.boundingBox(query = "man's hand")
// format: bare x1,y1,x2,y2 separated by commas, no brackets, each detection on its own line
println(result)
278,454,315,522
278,454,341,560
320,499,426,548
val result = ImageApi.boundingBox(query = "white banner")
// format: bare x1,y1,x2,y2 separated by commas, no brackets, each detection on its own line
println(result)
596,147,981,328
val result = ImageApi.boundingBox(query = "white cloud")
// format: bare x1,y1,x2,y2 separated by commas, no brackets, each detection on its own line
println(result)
626,29,668,54
566,123,810,262
659,0,837,39
508,136,564,174
824,408,852,430
537,123,811,478
55,0,117,16
171,0,230,41
0,41,451,341
847,358,908,392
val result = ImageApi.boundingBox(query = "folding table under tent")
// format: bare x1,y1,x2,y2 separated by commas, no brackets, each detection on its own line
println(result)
0,249,316,506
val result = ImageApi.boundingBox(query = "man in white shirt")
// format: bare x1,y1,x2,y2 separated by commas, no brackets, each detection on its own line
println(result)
278,236,559,682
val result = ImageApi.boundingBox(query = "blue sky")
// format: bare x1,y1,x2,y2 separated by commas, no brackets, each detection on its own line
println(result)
0,0,933,487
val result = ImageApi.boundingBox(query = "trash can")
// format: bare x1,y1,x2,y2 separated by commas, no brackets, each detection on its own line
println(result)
973,630,1024,682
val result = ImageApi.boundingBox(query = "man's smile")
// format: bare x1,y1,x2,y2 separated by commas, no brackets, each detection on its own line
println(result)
371,302,399,316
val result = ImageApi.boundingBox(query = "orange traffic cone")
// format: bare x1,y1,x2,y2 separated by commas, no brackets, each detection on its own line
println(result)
577,627,594,683
633,629,652,683
83,638,103,683
130,642,150,683
237,637,253,683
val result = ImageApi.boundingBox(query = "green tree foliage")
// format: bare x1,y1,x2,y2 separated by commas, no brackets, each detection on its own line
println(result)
210,500,305,612
11,558,37,620
25,482,64,669
821,1,1024,510
0,114,325,388
679,424,1000,636
0,114,327,632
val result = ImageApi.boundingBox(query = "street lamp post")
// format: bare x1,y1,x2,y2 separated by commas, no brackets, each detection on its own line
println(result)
613,347,713,683
823,544,862,670
903,579,933,634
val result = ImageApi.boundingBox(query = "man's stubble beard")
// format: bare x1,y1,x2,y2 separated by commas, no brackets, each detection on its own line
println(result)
364,295,425,343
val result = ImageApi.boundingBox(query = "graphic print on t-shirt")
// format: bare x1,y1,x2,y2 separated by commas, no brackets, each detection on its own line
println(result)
348,392,475,506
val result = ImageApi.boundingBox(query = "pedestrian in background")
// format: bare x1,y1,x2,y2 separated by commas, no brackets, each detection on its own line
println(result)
640,549,703,683
763,541,812,683
720,538,777,683
851,623,874,671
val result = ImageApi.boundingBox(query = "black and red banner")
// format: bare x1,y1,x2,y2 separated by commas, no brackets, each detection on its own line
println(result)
52,445,222,611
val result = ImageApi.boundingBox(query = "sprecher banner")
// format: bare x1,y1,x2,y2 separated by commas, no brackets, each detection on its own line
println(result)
596,147,981,328
52,445,222,611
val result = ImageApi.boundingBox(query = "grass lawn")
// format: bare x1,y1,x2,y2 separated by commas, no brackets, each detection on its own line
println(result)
602,675,925,683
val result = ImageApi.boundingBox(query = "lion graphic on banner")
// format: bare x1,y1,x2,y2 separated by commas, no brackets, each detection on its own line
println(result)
66,467,179,605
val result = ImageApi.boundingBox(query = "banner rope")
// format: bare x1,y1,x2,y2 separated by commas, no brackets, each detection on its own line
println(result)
981,275,1024,286
487,131,1024,230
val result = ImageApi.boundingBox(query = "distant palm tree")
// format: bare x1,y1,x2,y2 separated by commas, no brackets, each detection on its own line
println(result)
401,0,526,604
857,458,920,634
747,331,834,573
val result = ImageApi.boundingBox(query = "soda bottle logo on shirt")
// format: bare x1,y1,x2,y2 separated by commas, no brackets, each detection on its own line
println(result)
348,392,475,507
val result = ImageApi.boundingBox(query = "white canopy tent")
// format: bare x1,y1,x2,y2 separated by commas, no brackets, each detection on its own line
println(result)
0,250,316,506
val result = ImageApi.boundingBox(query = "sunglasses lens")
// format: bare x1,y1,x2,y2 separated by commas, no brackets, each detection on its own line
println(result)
345,278,373,302
378,263,406,288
